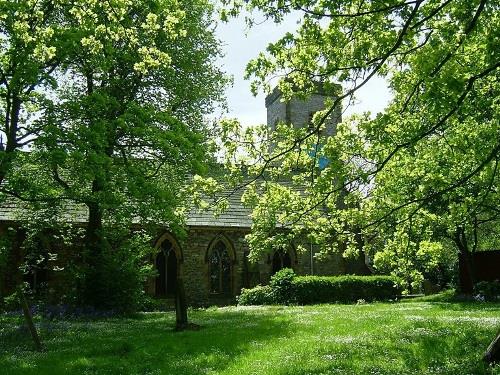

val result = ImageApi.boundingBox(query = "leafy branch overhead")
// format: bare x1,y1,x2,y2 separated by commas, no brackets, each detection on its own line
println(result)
0,0,227,314
220,0,500,288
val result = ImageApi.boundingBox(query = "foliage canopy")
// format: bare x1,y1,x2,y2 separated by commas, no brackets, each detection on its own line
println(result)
0,0,226,311
220,0,500,288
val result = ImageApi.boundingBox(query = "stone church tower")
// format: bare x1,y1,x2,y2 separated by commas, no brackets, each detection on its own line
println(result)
265,83,342,136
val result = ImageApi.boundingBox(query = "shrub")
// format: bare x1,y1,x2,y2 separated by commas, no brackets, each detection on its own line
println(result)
293,275,402,304
0,292,20,312
140,296,173,312
77,249,147,313
237,272,402,306
269,268,296,304
474,280,500,302
237,285,274,305
67,233,154,313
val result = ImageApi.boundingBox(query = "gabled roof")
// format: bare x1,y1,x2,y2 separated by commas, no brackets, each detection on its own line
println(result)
0,186,253,229
187,186,252,228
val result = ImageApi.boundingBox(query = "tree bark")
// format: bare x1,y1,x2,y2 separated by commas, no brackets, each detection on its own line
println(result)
174,275,189,331
458,250,474,294
85,199,106,258
0,95,21,186
455,227,475,294
82,185,111,308
19,289,43,351
484,332,500,364
0,147,11,187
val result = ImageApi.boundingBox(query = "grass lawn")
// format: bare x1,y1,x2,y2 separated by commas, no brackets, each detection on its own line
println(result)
1,301,499,375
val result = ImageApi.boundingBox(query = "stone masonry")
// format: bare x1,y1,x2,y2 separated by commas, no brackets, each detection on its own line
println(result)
0,83,370,307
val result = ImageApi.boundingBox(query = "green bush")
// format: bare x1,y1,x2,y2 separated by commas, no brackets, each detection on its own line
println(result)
237,285,274,305
269,268,296,304
237,271,401,306
74,251,146,313
140,296,171,312
293,275,402,304
69,234,153,313
0,292,20,312
474,280,500,301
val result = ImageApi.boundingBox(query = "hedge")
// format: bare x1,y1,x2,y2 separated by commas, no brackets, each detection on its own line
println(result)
292,275,402,304
238,269,401,305
237,285,274,306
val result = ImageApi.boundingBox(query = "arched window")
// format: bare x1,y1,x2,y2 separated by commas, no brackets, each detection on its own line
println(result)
208,240,232,295
271,250,292,275
243,250,260,288
155,239,177,297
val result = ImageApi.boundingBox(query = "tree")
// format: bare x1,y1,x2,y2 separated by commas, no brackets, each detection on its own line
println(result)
220,0,499,360
0,0,84,349
2,0,226,328
0,0,81,186
219,0,499,284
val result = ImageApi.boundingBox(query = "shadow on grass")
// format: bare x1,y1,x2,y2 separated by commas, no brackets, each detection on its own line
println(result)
0,308,295,375
390,315,497,375
273,304,500,375
401,291,500,312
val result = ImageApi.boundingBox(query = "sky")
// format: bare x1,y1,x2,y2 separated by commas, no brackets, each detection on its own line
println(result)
215,12,393,126
0,12,393,146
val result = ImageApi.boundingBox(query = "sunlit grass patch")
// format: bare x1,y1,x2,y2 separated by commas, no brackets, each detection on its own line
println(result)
1,301,499,375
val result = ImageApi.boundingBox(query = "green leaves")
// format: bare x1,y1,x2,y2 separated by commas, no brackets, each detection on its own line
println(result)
220,0,500,291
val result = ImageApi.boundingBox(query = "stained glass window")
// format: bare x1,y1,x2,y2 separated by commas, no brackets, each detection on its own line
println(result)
155,239,177,297
208,240,232,295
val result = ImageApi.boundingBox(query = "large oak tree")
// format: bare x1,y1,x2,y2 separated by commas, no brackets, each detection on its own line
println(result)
221,0,499,287
1,0,226,329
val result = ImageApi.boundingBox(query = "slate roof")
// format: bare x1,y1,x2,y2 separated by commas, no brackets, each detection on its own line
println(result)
0,198,88,224
0,198,18,222
186,186,252,228
0,186,253,229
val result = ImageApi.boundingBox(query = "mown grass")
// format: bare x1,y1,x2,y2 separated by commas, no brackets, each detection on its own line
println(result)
1,301,499,375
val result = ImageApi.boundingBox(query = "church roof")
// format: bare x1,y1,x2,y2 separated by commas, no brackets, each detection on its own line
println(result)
0,185,253,229
186,185,252,228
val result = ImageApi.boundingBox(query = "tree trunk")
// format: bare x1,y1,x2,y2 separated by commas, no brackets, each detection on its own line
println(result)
85,200,106,258
0,95,21,186
174,276,189,331
458,250,474,294
83,183,109,308
18,289,43,351
484,332,500,364
0,152,12,187
455,227,475,294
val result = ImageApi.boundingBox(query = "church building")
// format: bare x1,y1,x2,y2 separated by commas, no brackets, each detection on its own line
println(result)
0,85,369,306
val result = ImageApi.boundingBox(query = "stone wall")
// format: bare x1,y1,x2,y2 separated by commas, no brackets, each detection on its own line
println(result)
0,224,74,301
1,222,370,307
0,224,29,298
177,227,250,306
150,227,368,306
265,86,342,137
